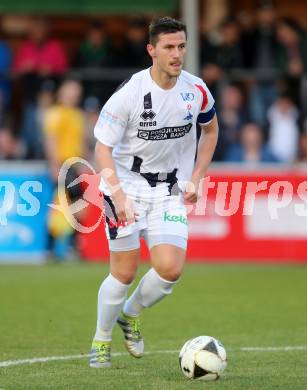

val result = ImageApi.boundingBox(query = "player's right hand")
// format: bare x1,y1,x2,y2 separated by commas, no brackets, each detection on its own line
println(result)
112,190,139,225
184,175,201,204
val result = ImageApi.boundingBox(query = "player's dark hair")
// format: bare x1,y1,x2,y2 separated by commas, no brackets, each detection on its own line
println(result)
149,17,187,46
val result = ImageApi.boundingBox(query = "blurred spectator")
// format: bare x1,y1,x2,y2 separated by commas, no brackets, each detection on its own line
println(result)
43,79,86,259
276,18,307,107
13,17,68,102
0,39,12,112
75,20,110,102
276,18,307,77
43,79,85,180
75,20,109,68
201,18,244,87
83,96,100,154
267,94,299,162
123,17,151,68
0,125,24,160
214,83,249,161
21,79,55,159
246,1,278,69
215,18,244,69
106,33,127,68
224,122,279,163
247,1,279,126
237,11,256,69
297,122,307,162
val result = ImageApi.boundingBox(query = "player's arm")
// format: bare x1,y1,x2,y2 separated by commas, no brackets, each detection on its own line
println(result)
184,114,218,203
94,81,138,223
95,142,137,224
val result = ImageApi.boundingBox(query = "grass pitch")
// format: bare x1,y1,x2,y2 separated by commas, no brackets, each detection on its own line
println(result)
0,262,307,389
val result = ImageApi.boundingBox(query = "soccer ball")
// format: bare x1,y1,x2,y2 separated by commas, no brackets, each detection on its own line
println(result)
179,336,227,381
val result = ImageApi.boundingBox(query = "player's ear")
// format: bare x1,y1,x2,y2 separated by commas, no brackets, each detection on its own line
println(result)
147,43,156,58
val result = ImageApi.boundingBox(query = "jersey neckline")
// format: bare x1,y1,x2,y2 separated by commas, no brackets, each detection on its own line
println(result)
147,67,179,93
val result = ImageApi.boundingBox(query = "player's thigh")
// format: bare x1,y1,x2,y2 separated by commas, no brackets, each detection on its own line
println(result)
145,197,187,280
104,195,146,284
145,198,188,247
150,244,186,281
110,246,140,284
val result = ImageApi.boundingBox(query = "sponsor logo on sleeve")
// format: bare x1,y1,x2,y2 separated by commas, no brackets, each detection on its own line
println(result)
98,109,125,128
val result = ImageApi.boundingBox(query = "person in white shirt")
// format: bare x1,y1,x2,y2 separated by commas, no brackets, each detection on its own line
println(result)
90,17,219,368
267,94,299,162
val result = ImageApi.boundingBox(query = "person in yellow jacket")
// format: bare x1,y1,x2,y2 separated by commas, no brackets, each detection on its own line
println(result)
43,79,87,259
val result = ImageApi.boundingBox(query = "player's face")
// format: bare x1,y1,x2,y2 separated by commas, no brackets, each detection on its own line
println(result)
148,31,187,78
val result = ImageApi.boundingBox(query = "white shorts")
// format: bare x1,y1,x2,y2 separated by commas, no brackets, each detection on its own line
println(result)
103,195,188,252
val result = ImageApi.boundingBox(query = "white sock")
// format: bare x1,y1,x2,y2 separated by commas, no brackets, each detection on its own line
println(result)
94,273,131,341
123,268,177,317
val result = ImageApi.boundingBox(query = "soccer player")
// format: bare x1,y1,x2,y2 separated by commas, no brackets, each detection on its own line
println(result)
90,17,218,368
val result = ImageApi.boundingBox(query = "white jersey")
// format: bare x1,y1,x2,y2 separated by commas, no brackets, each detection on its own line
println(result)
94,68,215,200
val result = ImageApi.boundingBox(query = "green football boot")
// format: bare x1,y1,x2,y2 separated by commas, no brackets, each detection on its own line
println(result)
89,340,111,368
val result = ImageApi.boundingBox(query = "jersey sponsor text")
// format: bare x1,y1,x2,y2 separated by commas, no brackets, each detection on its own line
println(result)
137,123,192,141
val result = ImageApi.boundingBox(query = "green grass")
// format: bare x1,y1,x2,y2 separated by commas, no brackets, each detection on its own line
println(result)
0,262,307,389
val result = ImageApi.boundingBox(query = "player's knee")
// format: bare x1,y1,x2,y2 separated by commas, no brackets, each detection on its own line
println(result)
158,266,182,282
113,269,136,285
164,270,182,282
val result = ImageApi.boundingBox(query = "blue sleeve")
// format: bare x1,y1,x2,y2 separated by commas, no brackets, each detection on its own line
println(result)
197,104,216,124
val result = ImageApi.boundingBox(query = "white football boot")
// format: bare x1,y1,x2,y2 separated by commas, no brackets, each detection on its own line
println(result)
117,314,144,358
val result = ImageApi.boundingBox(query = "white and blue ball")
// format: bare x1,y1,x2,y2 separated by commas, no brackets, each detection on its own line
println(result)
179,336,227,381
